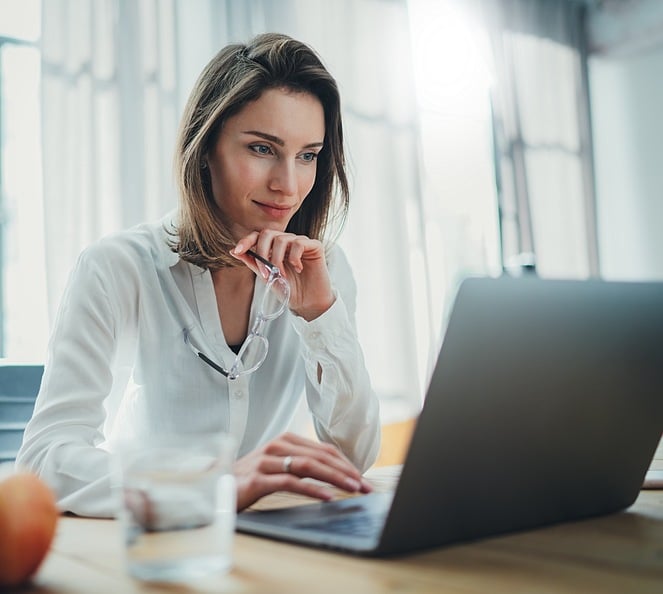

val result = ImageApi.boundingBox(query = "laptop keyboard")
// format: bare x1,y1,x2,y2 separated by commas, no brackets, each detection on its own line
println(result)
295,512,385,538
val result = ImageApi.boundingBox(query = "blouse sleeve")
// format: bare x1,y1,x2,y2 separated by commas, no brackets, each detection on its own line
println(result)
16,242,127,517
289,246,381,472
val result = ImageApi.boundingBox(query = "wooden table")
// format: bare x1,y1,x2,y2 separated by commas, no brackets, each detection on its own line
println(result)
22,466,663,593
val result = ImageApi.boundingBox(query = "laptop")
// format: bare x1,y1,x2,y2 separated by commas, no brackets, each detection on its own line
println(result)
236,276,663,556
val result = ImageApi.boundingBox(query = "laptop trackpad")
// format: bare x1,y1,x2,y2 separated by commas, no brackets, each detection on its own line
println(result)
236,492,394,549
294,493,392,537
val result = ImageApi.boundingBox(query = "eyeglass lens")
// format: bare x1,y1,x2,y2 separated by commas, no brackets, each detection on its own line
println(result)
231,334,268,378
261,275,290,318
227,271,290,379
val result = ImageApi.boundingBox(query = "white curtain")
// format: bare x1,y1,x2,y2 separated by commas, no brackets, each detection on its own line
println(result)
41,0,176,321
471,0,598,278
407,0,502,369
40,0,430,420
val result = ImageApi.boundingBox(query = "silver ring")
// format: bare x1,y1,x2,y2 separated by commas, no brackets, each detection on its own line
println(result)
282,455,293,474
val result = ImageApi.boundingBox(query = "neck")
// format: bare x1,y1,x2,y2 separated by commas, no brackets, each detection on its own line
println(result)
211,265,255,290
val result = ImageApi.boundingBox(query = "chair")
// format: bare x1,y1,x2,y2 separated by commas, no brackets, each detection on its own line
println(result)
374,417,417,467
0,362,44,464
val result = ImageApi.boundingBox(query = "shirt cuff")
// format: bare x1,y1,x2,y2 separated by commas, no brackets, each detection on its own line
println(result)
289,290,354,352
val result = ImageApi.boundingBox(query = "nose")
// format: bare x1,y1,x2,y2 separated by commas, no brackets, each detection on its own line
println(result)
268,159,298,196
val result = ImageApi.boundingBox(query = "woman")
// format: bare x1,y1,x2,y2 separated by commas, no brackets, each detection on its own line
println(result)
17,33,380,517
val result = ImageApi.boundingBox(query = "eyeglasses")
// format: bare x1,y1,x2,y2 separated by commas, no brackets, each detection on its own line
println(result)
184,250,291,381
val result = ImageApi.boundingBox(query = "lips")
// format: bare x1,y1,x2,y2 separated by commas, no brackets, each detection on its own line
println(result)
254,200,293,220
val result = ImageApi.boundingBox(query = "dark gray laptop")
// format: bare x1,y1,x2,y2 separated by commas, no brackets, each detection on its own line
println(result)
236,276,663,556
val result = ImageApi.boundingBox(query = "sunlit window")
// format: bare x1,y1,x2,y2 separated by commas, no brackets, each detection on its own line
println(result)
408,0,501,375
0,0,47,360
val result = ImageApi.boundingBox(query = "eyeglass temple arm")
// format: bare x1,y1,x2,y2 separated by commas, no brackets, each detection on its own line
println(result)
196,351,229,377
183,329,229,377
246,249,280,275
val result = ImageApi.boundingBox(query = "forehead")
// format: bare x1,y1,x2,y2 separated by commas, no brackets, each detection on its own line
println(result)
222,87,325,141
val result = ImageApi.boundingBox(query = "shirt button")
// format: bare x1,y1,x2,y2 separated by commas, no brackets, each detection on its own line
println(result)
232,390,243,400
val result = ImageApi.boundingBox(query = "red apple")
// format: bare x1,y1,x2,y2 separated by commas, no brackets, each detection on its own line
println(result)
0,471,59,587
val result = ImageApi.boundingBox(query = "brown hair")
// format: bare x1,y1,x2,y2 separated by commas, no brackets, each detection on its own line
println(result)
172,32,349,269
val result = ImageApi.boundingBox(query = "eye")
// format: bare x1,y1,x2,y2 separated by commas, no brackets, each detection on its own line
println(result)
249,144,273,156
299,152,319,163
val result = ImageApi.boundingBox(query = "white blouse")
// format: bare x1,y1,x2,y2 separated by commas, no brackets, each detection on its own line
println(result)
17,213,380,517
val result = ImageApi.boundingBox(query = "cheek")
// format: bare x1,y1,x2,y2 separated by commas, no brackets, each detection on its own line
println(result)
300,167,318,196
217,159,263,195
233,160,262,186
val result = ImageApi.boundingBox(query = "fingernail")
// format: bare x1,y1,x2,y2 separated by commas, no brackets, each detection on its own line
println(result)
320,489,334,501
345,478,360,491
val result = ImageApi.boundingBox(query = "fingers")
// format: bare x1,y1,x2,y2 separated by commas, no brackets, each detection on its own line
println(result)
264,433,359,480
268,235,312,275
234,433,373,511
268,436,345,470
230,231,334,321
231,230,323,277
235,472,335,511
231,231,260,256
282,455,366,493
257,451,354,487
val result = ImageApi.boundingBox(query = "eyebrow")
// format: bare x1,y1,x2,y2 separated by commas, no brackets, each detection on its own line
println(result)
242,130,324,149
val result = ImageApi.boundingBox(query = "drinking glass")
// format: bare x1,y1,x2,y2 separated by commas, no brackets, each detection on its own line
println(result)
112,432,236,582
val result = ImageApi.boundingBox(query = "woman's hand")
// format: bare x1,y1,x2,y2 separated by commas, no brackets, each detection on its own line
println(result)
230,230,335,321
233,432,373,511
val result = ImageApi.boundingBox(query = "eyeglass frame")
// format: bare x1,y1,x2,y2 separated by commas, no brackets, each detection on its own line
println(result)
184,249,291,381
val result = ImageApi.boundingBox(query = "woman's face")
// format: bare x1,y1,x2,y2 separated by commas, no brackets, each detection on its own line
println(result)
207,87,325,239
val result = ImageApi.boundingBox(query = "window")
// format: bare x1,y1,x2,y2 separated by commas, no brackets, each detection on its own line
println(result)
0,0,47,360
408,0,502,359
494,32,595,279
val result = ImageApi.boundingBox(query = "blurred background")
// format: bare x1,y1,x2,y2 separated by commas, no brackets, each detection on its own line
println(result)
1,0,661,427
